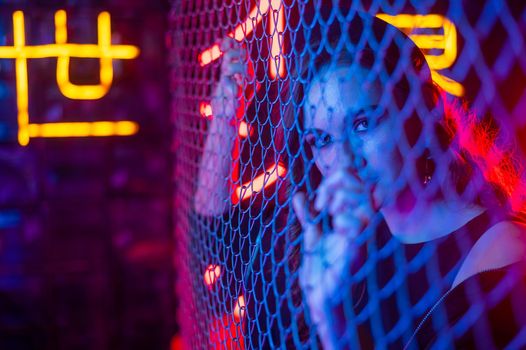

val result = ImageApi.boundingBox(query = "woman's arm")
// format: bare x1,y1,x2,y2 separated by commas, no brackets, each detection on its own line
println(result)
194,39,247,216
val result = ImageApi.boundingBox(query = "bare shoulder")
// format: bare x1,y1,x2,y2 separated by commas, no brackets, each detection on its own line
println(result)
485,219,526,238
476,219,526,261
453,218,526,288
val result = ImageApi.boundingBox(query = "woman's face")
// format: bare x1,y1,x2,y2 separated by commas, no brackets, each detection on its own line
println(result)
303,65,402,207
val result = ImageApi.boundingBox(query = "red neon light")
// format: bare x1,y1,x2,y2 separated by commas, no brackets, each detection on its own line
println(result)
170,335,184,350
198,102,252,138
199,43,222,67
198,0,285,79
233,295,246,321
269,0,285,79
234,163,287,203
238,121,251,138
199,101,213,119
204,264,221,287
198,1,271,66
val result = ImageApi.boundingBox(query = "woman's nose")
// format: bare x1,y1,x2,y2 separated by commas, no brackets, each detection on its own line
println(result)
342,136,367,172
328,143,353,174
341,139,356,168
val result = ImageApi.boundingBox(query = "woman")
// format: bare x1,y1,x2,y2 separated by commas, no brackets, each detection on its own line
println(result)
288,13,526,349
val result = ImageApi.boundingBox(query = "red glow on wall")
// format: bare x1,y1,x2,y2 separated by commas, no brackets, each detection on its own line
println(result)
170,335,184,350
209,314,245,349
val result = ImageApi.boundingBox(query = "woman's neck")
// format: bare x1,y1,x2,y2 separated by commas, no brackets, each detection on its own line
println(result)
381,195,486,244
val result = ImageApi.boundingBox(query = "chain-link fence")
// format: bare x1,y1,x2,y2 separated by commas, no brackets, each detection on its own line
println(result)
170,0,526,348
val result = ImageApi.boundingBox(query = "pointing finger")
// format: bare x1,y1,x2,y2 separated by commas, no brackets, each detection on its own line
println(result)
292,192,320,252
315,169,361,211
328,189,360,215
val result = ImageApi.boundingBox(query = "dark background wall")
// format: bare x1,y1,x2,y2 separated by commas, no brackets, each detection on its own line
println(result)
0,1,175,349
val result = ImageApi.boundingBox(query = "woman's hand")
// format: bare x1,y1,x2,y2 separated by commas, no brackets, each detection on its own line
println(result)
209,38,247,134
292,169,376,348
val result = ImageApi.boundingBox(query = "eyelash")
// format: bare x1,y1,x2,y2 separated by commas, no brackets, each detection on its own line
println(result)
353,117,369,133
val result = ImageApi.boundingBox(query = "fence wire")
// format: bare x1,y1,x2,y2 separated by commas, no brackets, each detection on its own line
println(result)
170,0,526,348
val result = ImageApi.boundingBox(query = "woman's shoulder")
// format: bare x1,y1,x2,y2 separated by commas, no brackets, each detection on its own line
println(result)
478,217,526,267
482,217,526,249
452,216,526,288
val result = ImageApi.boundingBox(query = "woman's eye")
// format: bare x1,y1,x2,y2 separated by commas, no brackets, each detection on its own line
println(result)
353,118,369,133
315,133,333,148
304,131,333,149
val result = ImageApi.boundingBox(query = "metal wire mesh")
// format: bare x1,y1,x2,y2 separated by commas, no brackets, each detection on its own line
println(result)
170,0,526,348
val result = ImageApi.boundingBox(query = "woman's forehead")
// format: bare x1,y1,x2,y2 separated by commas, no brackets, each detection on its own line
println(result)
304,65,382,129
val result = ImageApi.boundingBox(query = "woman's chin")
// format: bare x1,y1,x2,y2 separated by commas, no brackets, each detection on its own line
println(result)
395,186,417,214
372,182,413,213
371,183,385,211
380,207,425,244
377,185,424,242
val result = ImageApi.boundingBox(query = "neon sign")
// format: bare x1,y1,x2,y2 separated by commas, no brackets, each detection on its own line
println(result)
235,163,287,203
199,0,285,79
0,10,140,146
376,14,464,96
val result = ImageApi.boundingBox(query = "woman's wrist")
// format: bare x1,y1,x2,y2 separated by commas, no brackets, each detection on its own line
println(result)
207,117,237,146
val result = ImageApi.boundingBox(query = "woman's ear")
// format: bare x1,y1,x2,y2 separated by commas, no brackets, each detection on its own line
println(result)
423,83,452,152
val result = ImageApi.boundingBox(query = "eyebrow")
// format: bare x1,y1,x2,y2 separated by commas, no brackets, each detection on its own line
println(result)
346,105,381,122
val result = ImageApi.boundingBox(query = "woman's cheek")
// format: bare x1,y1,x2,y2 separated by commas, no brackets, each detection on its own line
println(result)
359,138,390,207
361,132,396,184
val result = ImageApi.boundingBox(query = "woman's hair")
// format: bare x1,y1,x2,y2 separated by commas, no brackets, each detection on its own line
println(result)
442,94,526,212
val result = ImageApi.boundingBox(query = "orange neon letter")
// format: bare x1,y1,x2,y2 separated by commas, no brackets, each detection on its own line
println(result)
0,10,140,145
376,13,464,96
